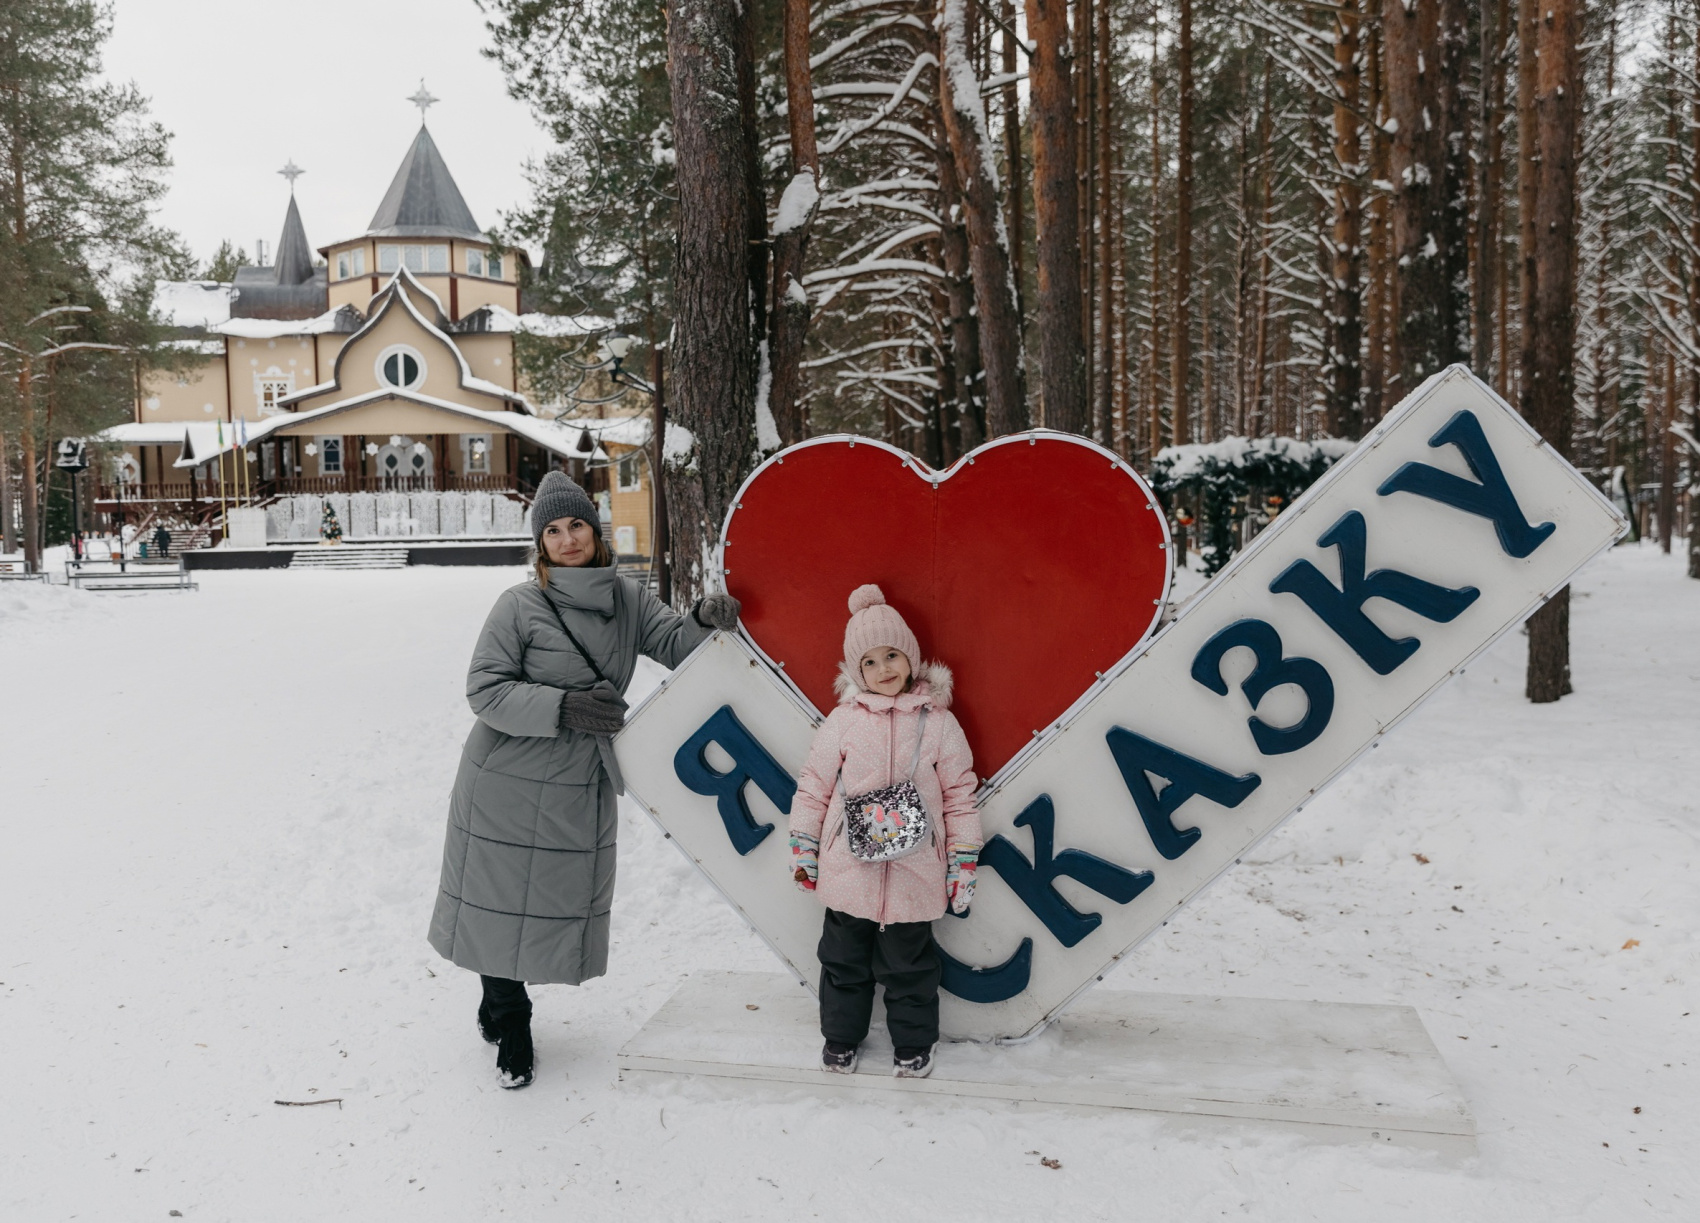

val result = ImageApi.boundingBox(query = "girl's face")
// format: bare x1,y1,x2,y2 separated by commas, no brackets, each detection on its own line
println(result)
542,516,598,567
859,647,912,696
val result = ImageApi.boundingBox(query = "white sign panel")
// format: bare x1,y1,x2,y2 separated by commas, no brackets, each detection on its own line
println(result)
619,366,1628,1040
616,632,827,983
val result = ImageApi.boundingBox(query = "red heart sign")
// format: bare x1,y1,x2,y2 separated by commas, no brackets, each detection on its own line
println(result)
721,433,1172,779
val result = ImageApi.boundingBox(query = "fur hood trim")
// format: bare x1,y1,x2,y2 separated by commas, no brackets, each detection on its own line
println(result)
833,659,954,710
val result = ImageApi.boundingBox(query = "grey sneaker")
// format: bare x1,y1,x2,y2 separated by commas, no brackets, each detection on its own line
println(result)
821,1040,859,1073
893,1045,934,1078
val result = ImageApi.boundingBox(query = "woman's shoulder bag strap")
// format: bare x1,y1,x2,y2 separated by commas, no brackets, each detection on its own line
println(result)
540,591,612,686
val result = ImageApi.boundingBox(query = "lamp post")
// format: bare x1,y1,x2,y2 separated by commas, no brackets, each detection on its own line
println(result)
598,331,670,603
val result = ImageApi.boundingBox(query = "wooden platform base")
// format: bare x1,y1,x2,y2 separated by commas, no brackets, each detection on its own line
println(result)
618,971,1476,1154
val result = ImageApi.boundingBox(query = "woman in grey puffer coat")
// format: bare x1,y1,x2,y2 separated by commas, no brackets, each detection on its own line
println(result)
428,471,739,1088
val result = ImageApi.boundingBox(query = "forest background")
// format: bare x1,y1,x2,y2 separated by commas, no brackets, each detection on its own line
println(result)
489,0,1700,704
0,0,1697,706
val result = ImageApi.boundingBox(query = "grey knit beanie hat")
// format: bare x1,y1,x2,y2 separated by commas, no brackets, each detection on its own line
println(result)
531,469,601,547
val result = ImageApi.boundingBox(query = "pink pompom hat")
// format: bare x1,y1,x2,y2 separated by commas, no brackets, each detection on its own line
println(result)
842,584,922,686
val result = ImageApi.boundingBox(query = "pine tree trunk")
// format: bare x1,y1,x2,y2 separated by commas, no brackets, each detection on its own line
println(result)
666,0,761,603
1024,0,1086,432
1095,0,1113,449
1000,0,1024,321
1170,0,1194,446
1364,23,1391,425
1382,0,1447,390
1519,0,1581,703
932,93,988,451
1249,58,1274,437
1328,2,1364,438
766,0,819,448
1146,20,1164,459
0,427,13,554
939,0,1028,437
1436,0,1472,363
1690,17,1700,580
1076,0,1094,421
1474,0,1508,380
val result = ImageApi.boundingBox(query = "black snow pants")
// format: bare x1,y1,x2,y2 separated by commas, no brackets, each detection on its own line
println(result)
481,975,532,1024
817,908,941,1050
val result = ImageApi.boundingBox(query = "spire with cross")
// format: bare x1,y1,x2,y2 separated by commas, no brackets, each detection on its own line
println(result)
278,159,304,194
408,80,438,124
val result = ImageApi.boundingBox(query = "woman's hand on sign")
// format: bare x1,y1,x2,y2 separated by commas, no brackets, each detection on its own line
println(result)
790,831,819,891
694,593,742,632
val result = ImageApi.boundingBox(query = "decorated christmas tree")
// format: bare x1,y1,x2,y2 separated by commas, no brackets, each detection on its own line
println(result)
319,501,343,544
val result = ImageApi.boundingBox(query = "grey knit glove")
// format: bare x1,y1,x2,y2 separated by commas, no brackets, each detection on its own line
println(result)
558,680,628,736
694,593,742,632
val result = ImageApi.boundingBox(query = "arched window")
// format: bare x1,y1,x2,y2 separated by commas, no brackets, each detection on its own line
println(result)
375,345,426,390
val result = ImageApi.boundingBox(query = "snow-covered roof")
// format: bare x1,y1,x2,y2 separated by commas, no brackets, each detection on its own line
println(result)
154,281,234,328
98,403,606,468
217,309,352,339
163,338,226,356
549,413,653,449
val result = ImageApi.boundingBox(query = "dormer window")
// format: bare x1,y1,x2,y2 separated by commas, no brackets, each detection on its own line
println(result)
378,244,449,274
376,344,426,390
335,249,366,279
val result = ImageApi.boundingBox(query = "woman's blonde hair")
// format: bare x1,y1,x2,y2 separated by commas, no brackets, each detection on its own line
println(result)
534,528,612,586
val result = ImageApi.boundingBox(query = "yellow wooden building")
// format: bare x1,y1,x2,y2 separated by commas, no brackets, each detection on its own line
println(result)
102,120,659,558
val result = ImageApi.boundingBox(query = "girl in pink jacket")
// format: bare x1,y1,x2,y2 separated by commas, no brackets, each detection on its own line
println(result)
789,585,983,1078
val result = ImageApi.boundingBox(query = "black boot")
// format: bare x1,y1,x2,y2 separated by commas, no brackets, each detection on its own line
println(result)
476,1002,500,1045
496,1013,535,1089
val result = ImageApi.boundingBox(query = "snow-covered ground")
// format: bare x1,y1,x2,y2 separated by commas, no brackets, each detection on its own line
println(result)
2,546,1694,1221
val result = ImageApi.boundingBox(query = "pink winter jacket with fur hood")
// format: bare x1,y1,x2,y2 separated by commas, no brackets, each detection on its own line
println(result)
789,661,982,925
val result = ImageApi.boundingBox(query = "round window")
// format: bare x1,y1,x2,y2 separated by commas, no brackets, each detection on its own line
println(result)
375,345,425,390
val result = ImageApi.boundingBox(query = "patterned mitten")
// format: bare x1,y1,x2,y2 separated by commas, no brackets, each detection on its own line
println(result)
947,842,980,914
790,832,820,891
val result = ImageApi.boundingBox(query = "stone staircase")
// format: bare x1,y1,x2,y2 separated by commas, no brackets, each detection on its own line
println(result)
287,545,410,571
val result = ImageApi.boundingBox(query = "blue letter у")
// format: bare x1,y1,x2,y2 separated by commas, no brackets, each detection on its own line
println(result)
672,705,795,855
1377,409,1557,558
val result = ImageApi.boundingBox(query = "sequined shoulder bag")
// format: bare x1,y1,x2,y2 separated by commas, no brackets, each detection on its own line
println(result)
839,708,933,863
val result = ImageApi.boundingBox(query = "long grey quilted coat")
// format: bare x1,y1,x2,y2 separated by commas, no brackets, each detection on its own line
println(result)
427,565,709,984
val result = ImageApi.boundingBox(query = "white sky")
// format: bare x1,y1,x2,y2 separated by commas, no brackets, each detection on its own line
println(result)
104,0,548,268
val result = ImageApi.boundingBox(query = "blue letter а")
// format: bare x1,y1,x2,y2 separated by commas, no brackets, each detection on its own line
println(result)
673,706,795,855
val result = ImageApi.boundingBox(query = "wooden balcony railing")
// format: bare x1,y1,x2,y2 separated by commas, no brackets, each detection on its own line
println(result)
260,474,522,496
96,473,525,502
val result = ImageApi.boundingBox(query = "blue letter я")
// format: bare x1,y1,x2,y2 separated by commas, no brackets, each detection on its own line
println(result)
672,705,795,855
